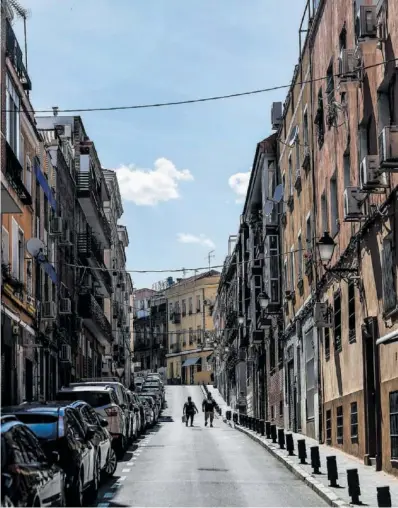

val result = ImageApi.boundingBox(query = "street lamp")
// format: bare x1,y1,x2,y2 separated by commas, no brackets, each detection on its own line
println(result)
258,292,269,309
317,231,336,266
238,315,244,325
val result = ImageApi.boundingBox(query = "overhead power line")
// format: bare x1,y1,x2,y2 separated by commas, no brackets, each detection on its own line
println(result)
2,58,397,114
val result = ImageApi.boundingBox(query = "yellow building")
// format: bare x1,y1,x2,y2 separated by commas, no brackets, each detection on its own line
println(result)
165,270,220,385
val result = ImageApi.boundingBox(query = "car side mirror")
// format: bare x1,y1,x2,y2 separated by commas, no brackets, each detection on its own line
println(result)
86,426,96,440
100,418,108,428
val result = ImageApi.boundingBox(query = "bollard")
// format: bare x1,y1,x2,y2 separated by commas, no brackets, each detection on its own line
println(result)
233,412,238,424
326,456,338,487
310,446,321,474
270,424,277,443
377,486,391,508
256,418,260,433
285,433,295,456
248,417,252,430
265,421,271,439
297,439,307,464
226,410,232,421
259,419,265,436
243,415,247,427
278,428,285,449
347,468,361,505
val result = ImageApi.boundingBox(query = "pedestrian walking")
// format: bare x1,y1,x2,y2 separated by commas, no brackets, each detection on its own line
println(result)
202,393,216,427
183,396,198,427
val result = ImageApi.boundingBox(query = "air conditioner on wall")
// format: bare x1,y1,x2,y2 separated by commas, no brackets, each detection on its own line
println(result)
378,126,398,171
343,187,367,222
42,301,57,319
356,5,377,39
360,155,388,191
338,49,358,80
50,217,63,235
59,298,72,315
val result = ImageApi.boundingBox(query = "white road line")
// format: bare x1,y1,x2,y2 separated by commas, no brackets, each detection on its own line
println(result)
127,462,135,466
117,476,127,482
97,503,110,507
103,492,114,499
122,468,131,473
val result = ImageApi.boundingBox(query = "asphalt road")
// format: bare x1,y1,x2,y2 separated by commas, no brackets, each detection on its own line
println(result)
95,386,327,507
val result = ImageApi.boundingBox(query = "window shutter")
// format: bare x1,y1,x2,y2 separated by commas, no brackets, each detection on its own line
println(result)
1,227,9,265
11,218,19,277
382,240,397,314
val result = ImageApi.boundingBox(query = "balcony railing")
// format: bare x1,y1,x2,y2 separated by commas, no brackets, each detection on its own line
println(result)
77,173,112,242
78,293,112,343
173,312,181,324
78,231,104,267
5,20,31,91
5,142,32,205
1,263,25,296
169,342,182,353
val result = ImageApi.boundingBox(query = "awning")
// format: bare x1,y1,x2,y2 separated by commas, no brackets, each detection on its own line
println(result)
376,329,398,346
182,357,201,367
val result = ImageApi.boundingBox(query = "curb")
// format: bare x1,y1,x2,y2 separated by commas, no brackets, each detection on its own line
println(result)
235,425,350,508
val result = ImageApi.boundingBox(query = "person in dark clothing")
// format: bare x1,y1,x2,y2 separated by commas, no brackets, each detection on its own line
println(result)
183,396,198,427
202,393,217,427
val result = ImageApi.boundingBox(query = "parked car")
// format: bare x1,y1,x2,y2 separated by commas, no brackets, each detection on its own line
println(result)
1,415,66,507
129,391,146,433
142,379,165,402
124,391,139,440
67,401,117,478
56,385,129,459
140,391,162,417
134,377,145,392
2,403,99,506
138,396,155,427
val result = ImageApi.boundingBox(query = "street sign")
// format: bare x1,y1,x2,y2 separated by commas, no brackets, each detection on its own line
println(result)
116,368,124,378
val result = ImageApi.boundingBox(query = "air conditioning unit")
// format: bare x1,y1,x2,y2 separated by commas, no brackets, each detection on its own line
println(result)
59,298,72,315
343,187,367,222
271,102,283,130
360,155,388,191
59,229,72,246
338,49,358,80
378,125,398,171
60,344,72,362
356,5,377,39
50,217,63,235
12,324,20,336
26,295,35,307
55,124,72,139
314,302,333,328
42,301,57,319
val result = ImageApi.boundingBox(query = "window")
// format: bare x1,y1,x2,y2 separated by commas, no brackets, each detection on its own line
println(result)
279,400,283,416
321,192,328,234
303,108,309,146
305,328,315,420
334,291,342,352
306,215,312,247
11,219,24,282
283,258,288,293
188,297,193,314
343,153,351,188
19,134,24,165
350,402,358,443
25,156,32,195
270,329,276,371
169,303,173,318
197,363,202,373
330,175,339,237
278,335,283,365
269,235,280,304
182,299,186,316
298,234,303,280
348,281,356,343
336,406,343,444
326,62,335,106
290,247,295,290
6,75,20,155
189,328,193,344
295,132,300,174
381,238,397,314
315,88,325,148
1,227,9,265
196,296,201,312
288,155,293,197
326,409,332,444
390,391,398,460
324,327,330,360
196,326,201,343
271,405,275,420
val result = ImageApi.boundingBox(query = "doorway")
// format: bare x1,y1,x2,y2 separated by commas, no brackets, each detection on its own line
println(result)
288,360,295,430
25,358,33,401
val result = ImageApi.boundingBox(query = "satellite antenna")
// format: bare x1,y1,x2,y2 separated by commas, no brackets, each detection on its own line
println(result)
263,184,285,218
264,200,274,217
26,238,46,262
273,184,284,203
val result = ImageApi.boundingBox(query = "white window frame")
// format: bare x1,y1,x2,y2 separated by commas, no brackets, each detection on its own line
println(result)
1,227,10,265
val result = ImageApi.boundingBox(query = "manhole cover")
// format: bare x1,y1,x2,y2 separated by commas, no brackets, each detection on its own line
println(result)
198,468,229,472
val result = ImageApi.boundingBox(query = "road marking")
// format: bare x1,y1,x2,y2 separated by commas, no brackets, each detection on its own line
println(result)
103,492,114,499
97,503,110,507
122,468,131,473
117,476,127,482
127,462,135,466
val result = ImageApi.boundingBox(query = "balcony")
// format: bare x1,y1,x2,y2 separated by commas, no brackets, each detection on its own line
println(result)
1,263,25,298
78,293,112,347
5,20,31,91
169,342,182,354
77,231,112,296
5,142,32,206
173,312,181,324
77,173,111,247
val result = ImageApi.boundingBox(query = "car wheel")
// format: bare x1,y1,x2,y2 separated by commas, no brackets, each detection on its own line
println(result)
104,447,117,477
87,453,100,502
32,495,41,507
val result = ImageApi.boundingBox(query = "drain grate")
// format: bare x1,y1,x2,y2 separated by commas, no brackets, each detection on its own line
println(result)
198,468,229,472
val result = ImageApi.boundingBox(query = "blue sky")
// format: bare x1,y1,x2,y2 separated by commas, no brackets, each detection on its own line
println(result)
15,0,306,289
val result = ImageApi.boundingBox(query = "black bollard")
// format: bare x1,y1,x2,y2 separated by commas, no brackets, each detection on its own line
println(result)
265,421,271,439
285,433,295,456
310,446,321,474
270,424,277,443
297,439,307,464
233,412,238,424
326,456,338,487
259,419,265,436
226,410,231,421
243,415,247,427
347,468,361,505
248,417,252,430
278,428,285,449
256,418,260,433
377,486,391,508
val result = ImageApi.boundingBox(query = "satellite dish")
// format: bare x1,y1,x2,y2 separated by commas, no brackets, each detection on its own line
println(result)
273,184,284,203
264,200,274,216
26,238,45,259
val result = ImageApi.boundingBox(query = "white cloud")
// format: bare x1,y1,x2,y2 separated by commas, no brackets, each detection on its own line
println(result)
177,233,215,249
115,157,193,206
228,171,251,203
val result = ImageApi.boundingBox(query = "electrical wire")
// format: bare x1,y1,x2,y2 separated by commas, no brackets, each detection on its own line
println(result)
2,58,397,114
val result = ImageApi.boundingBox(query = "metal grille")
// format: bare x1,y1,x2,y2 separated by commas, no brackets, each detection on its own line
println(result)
390,391,398,460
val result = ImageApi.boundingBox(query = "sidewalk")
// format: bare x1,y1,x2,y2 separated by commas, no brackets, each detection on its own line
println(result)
206,388,398,507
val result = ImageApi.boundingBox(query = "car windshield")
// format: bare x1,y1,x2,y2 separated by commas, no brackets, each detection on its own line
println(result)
56,391,112,408
10,413,59,441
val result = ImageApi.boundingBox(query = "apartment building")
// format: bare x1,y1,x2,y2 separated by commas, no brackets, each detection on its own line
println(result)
133,288,157,371
165,271,219,385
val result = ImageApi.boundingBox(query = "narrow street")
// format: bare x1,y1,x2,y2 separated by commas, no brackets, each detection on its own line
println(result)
96,386,327,507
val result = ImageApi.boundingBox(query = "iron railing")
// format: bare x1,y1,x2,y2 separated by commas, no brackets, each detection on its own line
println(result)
5,20,31,90
78,293,112,342
5,142,32,205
